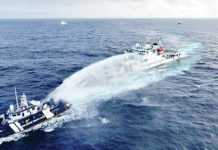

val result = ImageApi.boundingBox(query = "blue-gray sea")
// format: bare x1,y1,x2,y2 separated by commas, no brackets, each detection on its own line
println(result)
0,19,218,150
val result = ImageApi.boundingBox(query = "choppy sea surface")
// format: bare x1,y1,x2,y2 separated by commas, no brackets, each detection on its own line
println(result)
0,19,218,150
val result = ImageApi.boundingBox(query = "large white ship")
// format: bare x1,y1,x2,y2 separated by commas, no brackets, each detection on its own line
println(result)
124,41,185,72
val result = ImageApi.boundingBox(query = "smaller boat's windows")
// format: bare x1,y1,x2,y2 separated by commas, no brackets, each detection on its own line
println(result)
22,113,24,117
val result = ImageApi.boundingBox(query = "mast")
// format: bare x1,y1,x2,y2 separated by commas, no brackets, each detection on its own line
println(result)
15,87,19,108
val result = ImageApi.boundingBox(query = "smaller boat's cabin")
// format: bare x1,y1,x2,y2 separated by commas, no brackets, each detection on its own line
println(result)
5,93,41,122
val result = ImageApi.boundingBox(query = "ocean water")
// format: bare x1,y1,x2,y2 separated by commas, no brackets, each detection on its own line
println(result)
0,19,218,150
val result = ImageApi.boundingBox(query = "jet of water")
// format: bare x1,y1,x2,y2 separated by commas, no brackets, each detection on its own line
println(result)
46,42,202,107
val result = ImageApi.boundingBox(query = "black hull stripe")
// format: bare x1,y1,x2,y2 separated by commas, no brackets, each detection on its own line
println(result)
13,123,21,132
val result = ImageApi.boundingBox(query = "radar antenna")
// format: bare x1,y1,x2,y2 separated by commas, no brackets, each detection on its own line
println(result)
15,87,19,108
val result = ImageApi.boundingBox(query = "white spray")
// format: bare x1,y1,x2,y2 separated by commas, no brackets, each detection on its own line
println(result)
46,42,202,107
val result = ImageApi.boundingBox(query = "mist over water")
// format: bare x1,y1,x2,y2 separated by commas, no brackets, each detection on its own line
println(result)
47,35,202,108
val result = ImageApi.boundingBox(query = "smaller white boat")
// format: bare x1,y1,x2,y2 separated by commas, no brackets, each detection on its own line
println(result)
60,21,67,25
0,89,71,137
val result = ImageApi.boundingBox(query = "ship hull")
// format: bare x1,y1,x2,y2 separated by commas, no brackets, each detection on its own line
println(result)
124,53,186,72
